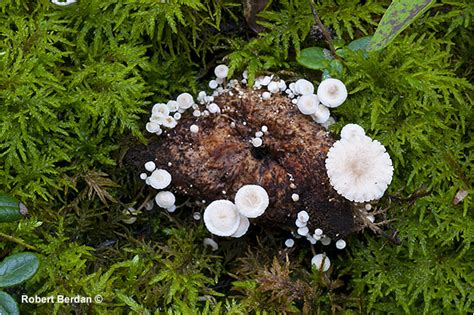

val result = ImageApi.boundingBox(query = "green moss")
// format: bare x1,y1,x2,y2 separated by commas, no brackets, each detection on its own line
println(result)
0,0,472,313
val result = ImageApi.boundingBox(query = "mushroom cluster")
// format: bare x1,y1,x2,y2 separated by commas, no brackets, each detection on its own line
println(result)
127,65,395,267
203,184,269,237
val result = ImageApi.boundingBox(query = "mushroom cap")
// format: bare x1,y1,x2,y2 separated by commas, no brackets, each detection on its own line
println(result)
155,191,176,209
167,100,179,112
340,123,365,140
148,169,172,190
214,65,229,79
317,78,347,108
146,122,161,133
203,200,241,236
297,94,319,115
231,215,250,238
144,161,156,172
234,185,269,218
176,93,194,109
311,254,330,272
294,79,314,95
267,81,279,93
310,104,330,124
162,116,177,129
152,103,170,117
325,135,393,202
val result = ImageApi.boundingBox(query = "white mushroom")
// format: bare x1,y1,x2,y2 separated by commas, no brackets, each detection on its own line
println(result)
146,121,161,133
335,239,346,249
152,103,170,117
325,133,394,202
285,238,295,248
234,185,269,218
251,138,263,147
291,194,300,202
311,254,330,272
214,65,229,79
203,200,241,236
190,124,199,133
51,0,76,5
297,226,309,236
317,78,347,108
297,210,309,222
231,215,250,238
310,104,330,124
208,103,220,114
203,238,218,251
295,219,306,228
147,169,172,190
144,161,156,172
162,116,178,129
155,191,176,209
297,94,319,115
209,80,218,89
176,93,194,110
294,79,314,95
267,81,279,93
340,123,365,140
320,236,331,246
167,100,179,112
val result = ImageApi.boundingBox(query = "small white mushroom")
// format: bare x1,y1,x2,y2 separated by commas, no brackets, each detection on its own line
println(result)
297,94,319,115
193,212,201,220
321,236,331,246
335,239,346,249
51,0,77,5
314,228,323,236
294,79,314,95
317,78,347,108
203,238,218,251
190,124,199,133
176,93,194,109
139,173,147,180
285,238,295,248
162,116,178,129
306,235,317,244
208,103,220,114
255,131,264,138
231,215,250,238
167,100,179,112
173,112,182,120
261,125,268,133
251,138,263,147
291,194,300,202
214,65,229,79
297,210,309,222
144,161,156,172
155,191,176,209
148,169,172,190
295,219,307,228
234,185,269,218
203,200,241,236
146,121,161,133
311,254,330,272
340,123,366,140
310,104,330,124
209,80,219,89
297,226,309,236
262,92,271,100
267,81,279,93
277,80,287,91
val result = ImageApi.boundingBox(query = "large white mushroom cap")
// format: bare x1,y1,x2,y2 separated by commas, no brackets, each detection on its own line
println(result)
325,132,394,202
147,169,172,190
176,93,194,109
297,94,319,115
203,200,241,236
317,78,347,108
234,185,269,218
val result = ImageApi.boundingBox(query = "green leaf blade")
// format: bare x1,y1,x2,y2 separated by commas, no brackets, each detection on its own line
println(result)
0,291,19,315
0,253,39,288
367,0,434,51
297,47,331,70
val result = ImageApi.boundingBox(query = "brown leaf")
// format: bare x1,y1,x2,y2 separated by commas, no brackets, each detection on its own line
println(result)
242,0,269,33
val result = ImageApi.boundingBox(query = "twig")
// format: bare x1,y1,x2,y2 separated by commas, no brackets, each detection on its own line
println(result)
0,232,38,251
308,0,338,59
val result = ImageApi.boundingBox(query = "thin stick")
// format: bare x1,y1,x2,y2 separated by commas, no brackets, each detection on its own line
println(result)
0,232,38,251
308,0,338,59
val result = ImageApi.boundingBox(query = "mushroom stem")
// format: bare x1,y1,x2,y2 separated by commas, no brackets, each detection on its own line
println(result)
307,0,339,60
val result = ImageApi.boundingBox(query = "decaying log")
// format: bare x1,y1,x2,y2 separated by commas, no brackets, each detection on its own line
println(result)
126,86,365,239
